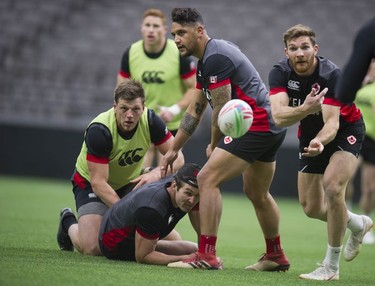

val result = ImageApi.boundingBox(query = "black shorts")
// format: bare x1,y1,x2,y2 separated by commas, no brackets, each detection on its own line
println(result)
299,120,365,174
361,135,375,164
72,172,135,217
216,130,287,163
99,235,136,261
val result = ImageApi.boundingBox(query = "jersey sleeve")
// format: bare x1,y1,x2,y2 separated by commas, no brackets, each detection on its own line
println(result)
336,18,375,103
204,54,234,89
179,55,196,79
119,46,131,78
147,109,172,145
326,68,341,99
323,68,342,107
134,207,163,239
85,123,113,160
268,65,288,95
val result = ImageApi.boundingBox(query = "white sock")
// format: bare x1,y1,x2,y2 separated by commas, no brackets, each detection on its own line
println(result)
347,211,364,233
323,244,342,271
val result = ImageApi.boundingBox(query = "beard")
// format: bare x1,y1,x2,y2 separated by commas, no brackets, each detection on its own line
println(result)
178,46,193,57
292,57,315,75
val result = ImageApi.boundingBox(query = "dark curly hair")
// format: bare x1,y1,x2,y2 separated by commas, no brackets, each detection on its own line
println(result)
171,8,204,25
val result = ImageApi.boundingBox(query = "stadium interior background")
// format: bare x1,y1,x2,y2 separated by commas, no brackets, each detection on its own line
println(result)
1,0,374,200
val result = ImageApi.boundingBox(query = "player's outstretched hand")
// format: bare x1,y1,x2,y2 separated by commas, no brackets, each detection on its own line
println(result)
131,170,161,189
303,86,328,115
302,138,324,157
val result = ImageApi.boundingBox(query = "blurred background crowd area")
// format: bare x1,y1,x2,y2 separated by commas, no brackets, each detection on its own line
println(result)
1,0,374,138
1,0,374,194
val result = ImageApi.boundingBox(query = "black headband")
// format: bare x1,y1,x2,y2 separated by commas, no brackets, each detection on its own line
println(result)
176,163,201,188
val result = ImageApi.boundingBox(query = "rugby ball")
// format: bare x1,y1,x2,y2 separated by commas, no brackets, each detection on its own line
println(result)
218,99,253,138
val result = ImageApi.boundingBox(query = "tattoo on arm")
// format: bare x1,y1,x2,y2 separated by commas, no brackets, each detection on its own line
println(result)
180,113,199,135
211,85,231,128
195,102,205,116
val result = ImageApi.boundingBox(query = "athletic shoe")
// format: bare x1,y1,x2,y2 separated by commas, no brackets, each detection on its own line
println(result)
344,215,373,261
363,230,375,245
57,207,74,251
299,263,339,281
167,252,224,270
245,251,290,272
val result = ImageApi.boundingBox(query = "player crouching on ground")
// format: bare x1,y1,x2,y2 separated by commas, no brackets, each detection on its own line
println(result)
98,163,223,267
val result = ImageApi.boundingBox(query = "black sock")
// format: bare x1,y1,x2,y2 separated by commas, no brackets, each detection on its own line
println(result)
62,215,77,233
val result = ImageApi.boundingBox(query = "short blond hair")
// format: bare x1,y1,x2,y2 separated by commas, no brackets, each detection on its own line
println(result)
143,8,166,25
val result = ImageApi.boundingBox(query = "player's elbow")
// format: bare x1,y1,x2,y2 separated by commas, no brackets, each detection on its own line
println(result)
271,114,287,128
90,179,104,194
135,253,147,264
272,117,283,127
270,107,283,127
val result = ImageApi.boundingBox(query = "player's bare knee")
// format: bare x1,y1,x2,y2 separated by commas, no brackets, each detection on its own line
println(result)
301,201,322,219
323,181,345,202
197,169,219,190
81,243,101,256
244,188,270,206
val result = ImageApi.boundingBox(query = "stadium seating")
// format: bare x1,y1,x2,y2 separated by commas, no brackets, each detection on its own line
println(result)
1,0,374,136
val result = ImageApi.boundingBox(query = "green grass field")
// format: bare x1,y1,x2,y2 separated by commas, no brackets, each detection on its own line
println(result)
0,175,373,286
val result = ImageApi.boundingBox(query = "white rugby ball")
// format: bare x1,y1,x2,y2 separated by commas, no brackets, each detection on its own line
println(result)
218,99,253,138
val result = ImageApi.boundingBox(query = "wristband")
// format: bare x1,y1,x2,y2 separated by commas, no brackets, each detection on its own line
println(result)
167,104,181,116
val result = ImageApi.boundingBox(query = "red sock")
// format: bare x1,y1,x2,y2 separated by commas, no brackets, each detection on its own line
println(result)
265,235,282,254
199,235,217,255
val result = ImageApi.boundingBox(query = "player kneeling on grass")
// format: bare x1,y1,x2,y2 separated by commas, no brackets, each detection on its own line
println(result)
56,79,184,256
98,163,221,267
